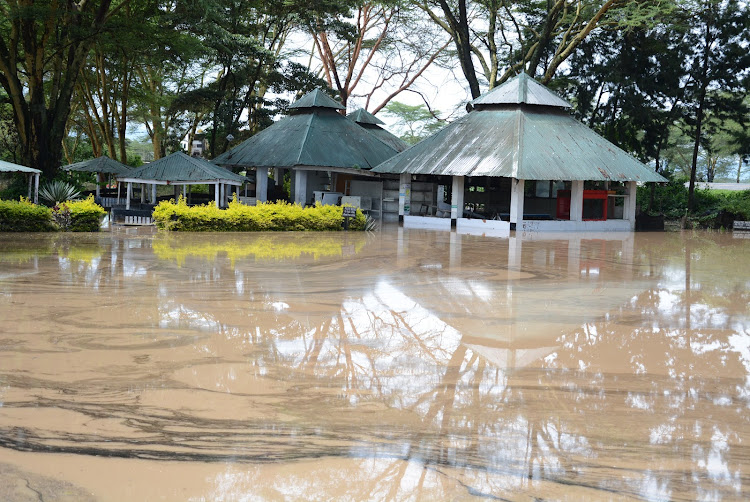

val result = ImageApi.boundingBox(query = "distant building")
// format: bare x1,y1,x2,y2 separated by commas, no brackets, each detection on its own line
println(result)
180,131,208,157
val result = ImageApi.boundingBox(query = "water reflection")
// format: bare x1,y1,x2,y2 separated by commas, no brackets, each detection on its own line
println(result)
0,229,748,499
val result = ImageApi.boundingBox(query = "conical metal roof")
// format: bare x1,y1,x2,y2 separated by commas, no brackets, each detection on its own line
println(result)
471,72,571,109
288,88,346,111
63,156,131,175
119,152,246,184
372,107,666,182
213,102,400,170
347,108,384,125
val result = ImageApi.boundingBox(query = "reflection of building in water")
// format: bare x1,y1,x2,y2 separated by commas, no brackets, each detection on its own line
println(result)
372,73,666,233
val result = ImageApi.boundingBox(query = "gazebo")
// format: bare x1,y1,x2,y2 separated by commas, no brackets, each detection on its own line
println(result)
372,73,667,233
117,152,247,209
347,108,408,153
0,159,40,203
212,89,400,207
62,156,131,204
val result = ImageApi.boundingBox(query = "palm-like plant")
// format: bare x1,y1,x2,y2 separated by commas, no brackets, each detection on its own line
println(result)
39,180,81,206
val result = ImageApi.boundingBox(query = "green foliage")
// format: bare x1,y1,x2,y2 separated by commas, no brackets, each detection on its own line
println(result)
0,173,30,201
152,197,366,232
0,197,55,232
65,195,107,232
639,181,750,223
383,101,443,145
39,180,81,206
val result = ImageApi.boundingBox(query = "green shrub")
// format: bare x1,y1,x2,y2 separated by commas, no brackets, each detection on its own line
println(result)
65,195,107,232
0,197,55,232
153,197,366,232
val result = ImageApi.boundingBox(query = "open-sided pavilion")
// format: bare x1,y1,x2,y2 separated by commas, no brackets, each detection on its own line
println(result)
0,159,40,203
372,73,667,233
62,156,131,204
117,152,247,209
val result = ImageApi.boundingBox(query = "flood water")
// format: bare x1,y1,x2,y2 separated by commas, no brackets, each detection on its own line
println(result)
0,227,749,501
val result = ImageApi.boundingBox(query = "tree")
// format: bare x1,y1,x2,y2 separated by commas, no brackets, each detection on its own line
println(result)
383,100,443,144
309,1,450,112
414,0,668,98
0,0,120,179
681,0,750,210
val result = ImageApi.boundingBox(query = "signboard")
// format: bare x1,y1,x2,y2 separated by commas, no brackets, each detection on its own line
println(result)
342,206,357,218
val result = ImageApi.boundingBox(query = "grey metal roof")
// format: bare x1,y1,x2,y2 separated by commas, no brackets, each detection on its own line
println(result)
471,72,571,109
62,156,131,175
119,152,246,184
0,159,40,174
372,107,667,182
347,108,409,152
288,88,345,110
347,108,384,125
213,108,400,170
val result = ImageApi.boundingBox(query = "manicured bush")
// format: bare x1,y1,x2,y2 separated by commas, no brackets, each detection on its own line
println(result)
0,197,55,232
152,196,366,231
65,195,107,232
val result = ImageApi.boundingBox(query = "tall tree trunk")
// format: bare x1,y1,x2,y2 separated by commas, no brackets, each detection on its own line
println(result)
438,0,481,99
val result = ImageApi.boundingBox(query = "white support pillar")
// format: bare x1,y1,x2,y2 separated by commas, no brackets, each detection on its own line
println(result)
182,185,187,200
256,167,268,203
33,174,39,204
625,180,637,230
126,182,132,210
152,184,157,203
215,182,220,207
27,174,33,200
274,168,281,186
140,183,146,203
293,169,308,205
450,175,465,225
570,180,584,221
219,183,225,207
96,173,101,198
509,178,525,227
398,173,411,222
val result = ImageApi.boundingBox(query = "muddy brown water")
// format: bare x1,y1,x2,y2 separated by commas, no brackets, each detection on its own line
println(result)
0,227,749,501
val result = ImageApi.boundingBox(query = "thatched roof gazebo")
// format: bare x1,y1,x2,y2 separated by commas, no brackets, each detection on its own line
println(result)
0,159,41,204
373,73,667,232
212,89,399,205
118,152,247,209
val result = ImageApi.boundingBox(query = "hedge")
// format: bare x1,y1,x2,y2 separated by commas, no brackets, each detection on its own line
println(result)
152,197,366,231
0,197,55,232
65,195,107,232
0,195,106,232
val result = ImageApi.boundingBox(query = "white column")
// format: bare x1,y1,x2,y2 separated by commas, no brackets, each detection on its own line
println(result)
140,183,145,203
96,173,101,198
398,173,411,220
256,167,268,203
182,185,187,200
34,174,39,204
570,180,584,221
27,174,32,200
625,180,637,230
215,182,220,207
219,183,225,207
152,184,157,203
126,182,132,210
450,175,465,224
509,178,525,226
294,169,308,205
